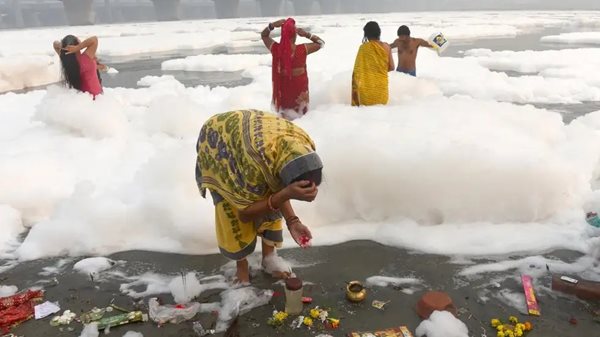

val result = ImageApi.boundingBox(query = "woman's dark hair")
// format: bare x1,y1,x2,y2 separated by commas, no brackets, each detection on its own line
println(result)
291,168,322,187
398,25,410,37
363,21,381,42
59,35,81,91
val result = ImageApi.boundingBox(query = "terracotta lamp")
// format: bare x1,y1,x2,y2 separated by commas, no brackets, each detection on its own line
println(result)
416,291,457,319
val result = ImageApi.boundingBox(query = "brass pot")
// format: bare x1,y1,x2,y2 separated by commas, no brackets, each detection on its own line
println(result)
346,281,367,303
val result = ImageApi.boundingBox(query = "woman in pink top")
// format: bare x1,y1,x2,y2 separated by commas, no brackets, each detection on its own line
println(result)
53,35,103,97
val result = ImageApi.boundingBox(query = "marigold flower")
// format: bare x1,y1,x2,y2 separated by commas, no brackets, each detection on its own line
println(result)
491,319,501,327
524,322,533,331
509,316,519,324
497,332,505,337
303,316,313,327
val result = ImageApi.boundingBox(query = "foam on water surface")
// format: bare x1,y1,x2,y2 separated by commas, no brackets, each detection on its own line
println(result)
0,12,600,279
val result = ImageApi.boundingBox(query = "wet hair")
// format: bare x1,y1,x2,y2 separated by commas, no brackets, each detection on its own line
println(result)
363,21,381,42
398,25,411,37
291,168,323,187
59,35,81,91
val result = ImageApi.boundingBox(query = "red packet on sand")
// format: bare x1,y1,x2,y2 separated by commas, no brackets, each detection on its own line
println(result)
521,275,541,316
348,326,414,337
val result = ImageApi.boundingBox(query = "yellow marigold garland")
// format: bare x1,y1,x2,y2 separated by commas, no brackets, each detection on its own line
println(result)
491,316,533,337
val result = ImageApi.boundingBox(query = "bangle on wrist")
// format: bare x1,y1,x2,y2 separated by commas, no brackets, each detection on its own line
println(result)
268,194,279,212
285,216,300,227
268,23,274,31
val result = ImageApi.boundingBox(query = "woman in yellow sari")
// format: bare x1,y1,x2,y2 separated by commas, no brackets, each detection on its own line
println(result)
196,110,323,283
352,21,395,106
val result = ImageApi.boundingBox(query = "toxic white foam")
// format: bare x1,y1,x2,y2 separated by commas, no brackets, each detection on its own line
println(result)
1,13,600,270
73,257,117,275
416,311,469,337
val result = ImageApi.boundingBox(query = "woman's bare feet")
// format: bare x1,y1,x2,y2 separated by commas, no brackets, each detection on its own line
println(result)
261,240,292,279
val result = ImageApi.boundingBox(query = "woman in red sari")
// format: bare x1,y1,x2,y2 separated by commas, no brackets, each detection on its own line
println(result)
262,18,324,120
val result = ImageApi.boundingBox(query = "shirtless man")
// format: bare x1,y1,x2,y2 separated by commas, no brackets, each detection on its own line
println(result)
389,25,433,77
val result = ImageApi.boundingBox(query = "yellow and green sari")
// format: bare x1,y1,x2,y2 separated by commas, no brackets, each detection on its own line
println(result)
196,110,322,260
351,40,390,106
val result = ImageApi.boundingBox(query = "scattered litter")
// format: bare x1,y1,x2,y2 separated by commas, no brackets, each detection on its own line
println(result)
267,310,288,327
372,300,390,310
0,290,45,332
169,272,228,304
96,311,148,330
350,326,414,337
80,307,110,324
34,301,60,319
51,310,77,326
149,298,204,324
192,321,215,336
491,316,533,337
215,287,273,332
521,275,540,316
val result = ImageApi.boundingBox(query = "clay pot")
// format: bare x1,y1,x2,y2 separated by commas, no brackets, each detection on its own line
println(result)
346,281,367,303
416,291,457,319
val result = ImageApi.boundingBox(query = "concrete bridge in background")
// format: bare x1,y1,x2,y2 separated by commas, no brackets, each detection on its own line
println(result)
0,0,360,27
1,0,599,28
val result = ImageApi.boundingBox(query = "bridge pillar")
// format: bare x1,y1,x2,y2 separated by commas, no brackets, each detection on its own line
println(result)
152,0,181,21
317,0,339,13
293,0,314,15
339,0,360,13
258,0,282,17
62,0,95,26
10,0,24,28
213,0,239,18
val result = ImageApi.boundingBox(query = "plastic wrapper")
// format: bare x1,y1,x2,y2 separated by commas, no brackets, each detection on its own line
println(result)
96,311,147,330
148,298,202,324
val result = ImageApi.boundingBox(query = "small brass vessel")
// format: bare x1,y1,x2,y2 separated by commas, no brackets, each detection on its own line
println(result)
346,281,367,303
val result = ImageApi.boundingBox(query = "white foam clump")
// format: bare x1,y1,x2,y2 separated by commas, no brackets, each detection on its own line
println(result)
168,272,229,304
162,54,271,72
0,205,24,253
262,253,293,276
34,86,129,138
3,13,600,264
78,323,99,337
0,285,18,297
366,276,422,287
120,273,174,299
0,11,594,93
73,257,117,275
215,287,273,332
0,55,60,92
415,311,469,337
541,32,600,45
122,332,143,337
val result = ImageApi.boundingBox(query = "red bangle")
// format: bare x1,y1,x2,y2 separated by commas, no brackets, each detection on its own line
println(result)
268,194,279,212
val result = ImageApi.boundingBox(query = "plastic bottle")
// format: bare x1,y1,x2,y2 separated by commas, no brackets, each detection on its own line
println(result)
586,212,600,228
284,278,303,315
